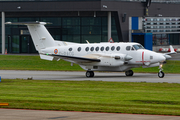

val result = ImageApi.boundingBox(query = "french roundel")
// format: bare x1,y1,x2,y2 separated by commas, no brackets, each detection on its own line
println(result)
54,49,58,54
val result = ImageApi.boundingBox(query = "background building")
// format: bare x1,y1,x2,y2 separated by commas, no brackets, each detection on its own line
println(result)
1,0,180,54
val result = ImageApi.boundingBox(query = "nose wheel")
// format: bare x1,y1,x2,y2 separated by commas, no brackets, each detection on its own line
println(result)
158,63,165,78
86,71,94,77
158,71,164,78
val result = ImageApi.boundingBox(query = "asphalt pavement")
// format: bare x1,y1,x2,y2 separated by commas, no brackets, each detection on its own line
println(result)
0,109,180,120
0,70,180,83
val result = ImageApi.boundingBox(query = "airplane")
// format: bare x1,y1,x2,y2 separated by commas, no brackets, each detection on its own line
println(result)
6,21,176,78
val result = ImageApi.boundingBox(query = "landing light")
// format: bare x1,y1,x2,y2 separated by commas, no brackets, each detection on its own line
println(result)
160,64,163,68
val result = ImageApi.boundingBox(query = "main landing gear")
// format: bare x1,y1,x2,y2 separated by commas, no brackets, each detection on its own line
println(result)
158,64,164,78
125,70,134,76
86,71,94,77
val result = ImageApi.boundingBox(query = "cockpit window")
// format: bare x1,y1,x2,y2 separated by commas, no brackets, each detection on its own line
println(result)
126,46,131,51
133,44,144,50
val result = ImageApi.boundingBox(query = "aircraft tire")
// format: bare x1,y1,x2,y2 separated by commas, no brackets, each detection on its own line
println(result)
86,71,94,77
158,71,164,78
90,71,94,77
125,70,134,76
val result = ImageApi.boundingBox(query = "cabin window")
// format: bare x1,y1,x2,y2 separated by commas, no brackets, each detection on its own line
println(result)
85,47,89,51
126,46,131,51
111,46,115,51
90,47,94,51
95,47,99,51
131,47,135,51
106,46,109,51
69,48,72,51
77,47,81,52
116,46,120,51
100,46,104,51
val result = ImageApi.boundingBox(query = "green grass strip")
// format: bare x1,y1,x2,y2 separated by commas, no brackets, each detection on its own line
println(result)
0,79,180,115
0,55,180,73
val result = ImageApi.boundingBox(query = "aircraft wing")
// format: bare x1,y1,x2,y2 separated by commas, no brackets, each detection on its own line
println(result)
44,54,101,63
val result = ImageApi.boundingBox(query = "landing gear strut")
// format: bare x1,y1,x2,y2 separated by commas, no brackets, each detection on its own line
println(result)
86,71,94,77
125,70,134,76
158,64,165,78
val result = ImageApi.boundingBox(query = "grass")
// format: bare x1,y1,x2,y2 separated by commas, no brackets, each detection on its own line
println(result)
0,55,180,115
0,55,180,73
0,79,180,115
0,55,82,71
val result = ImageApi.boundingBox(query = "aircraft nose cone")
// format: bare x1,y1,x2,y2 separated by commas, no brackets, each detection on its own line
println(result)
164,54,172,60
158,54,166,62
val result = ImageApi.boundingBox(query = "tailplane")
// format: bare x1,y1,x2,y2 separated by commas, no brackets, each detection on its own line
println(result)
6,22,55,53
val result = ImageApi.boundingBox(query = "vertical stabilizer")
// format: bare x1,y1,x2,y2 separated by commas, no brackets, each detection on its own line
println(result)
6,22,55,53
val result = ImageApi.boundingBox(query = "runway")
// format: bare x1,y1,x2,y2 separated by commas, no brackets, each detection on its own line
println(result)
0,70,180,83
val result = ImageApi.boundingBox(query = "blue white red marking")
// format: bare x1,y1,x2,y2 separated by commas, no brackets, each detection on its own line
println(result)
54,49,58,54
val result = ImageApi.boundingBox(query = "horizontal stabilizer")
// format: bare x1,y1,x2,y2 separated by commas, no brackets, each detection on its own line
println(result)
40,54,54,61
5,21,51,25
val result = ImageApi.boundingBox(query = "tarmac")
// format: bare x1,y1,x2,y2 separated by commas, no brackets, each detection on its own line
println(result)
0,109,180,120
0,70,180,83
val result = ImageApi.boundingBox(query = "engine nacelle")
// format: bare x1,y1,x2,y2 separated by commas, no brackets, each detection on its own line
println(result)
94,54,131,67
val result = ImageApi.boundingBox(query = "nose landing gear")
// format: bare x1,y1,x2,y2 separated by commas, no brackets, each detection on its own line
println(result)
158,64,164,78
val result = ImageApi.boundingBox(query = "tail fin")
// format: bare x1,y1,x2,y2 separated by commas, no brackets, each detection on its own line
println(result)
6,22,55,53
164,45,177,55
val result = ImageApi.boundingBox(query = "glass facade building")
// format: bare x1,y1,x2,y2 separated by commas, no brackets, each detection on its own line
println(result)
1,0,180,54
143,17,180,46
3,16,118,53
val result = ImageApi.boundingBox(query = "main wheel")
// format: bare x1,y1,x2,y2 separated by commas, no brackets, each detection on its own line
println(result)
86,71,94,77
125,70,134,76
158,71,164,78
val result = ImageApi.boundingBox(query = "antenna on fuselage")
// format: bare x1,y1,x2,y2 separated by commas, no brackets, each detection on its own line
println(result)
86,40,90,44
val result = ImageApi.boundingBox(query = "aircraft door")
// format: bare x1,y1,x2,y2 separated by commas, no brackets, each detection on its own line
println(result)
20,35,37,53
20,36,29,53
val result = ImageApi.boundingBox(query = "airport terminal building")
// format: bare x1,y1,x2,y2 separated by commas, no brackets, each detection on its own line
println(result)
1,0,180,54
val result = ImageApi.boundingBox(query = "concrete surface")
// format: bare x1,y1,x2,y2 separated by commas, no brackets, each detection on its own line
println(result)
0,109,180,120
0,70,180,83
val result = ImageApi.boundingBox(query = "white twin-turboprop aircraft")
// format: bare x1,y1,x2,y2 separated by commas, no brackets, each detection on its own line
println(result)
6,22,176,78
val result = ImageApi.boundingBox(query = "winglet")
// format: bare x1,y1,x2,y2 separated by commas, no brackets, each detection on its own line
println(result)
164,45,176,55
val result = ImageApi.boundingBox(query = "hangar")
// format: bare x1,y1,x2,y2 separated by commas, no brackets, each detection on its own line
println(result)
1,0,180,54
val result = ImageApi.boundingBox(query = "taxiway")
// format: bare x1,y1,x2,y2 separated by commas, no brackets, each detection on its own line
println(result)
0,70,180,83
